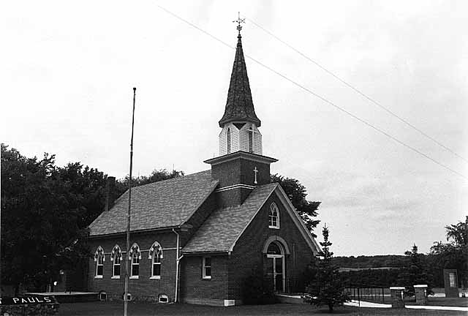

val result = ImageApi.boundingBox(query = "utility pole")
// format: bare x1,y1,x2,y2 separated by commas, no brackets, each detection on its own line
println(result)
124,87,136,316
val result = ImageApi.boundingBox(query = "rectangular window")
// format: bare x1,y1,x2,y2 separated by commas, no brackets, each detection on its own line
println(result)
131,255,139,278
113,256,121,278
152,262,161,278
96,256,104,278
202,257,212,279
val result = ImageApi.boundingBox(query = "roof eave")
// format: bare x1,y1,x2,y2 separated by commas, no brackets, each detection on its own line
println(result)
89,225,183,239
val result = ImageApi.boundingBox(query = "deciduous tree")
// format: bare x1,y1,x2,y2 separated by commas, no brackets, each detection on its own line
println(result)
430,218,468,289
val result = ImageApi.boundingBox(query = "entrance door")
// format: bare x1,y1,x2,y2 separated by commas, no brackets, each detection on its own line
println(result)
266,242,285,292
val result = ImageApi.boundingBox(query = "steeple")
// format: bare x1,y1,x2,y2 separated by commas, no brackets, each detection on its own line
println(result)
218,32,261,127
205,15,277,208
217,19,263,157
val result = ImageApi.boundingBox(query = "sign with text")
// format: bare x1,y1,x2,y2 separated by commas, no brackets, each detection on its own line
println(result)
0,296,57,305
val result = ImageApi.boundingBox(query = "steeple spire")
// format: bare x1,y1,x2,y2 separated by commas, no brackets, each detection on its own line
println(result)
218,14,261,127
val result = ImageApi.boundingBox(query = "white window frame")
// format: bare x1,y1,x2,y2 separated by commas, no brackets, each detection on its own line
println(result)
129,243,141,279
94,246,105,279
111,245,122,279
149,242,163,279
269,202,280,229
202,257,212,279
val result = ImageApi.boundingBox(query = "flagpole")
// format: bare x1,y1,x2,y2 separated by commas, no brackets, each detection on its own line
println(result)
124,87,136,316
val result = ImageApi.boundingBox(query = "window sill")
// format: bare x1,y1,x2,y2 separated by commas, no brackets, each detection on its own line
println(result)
111,276,120,279
150,276,161,280
269,226,280,229
202,277,212,280
130,276,139,279
94,275,103,279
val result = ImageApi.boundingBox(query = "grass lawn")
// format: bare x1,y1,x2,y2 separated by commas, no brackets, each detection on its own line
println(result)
58,301,467,316
411,297,468,307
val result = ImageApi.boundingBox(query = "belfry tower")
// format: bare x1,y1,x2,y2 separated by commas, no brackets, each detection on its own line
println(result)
205,16,277,208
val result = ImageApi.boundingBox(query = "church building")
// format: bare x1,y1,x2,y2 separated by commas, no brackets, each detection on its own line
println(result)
87,25,320,306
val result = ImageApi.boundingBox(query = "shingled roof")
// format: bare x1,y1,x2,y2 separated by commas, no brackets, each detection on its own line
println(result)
89,170,219,237
182,183,278,254
218,34,261,127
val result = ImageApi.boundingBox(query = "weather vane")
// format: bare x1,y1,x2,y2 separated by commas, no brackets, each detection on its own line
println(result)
233,11,245,35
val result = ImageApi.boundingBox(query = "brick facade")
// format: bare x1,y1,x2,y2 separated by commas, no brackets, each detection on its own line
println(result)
227,193,315,301
88,188,316,305
88,232,178,302
180,255,229,306
177,190,316,305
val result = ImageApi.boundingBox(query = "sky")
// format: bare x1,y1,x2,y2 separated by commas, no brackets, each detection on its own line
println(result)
1,0,467,256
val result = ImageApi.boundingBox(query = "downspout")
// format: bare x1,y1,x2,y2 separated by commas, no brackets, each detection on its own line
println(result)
172,228,181,302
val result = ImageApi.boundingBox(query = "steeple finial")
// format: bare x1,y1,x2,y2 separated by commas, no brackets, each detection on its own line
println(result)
233,12,245,36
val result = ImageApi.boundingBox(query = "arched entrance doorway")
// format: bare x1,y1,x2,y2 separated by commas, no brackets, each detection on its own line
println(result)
265,241,285,292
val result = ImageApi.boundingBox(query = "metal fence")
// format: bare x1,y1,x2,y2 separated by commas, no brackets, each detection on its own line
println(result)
345,286,388,305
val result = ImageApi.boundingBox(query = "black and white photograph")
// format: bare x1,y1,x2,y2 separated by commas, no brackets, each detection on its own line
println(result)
1,1,467,315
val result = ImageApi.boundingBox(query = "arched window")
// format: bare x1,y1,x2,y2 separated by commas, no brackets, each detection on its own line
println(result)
248,125,254,152
129,243,141,278
149,242,163,279
111,245,122,278
265,241,285,292
227,128,231,154
267,242,282,255
269,202,280,229
94,246,105,278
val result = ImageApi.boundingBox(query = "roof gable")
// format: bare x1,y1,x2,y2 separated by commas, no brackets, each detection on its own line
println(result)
181,183,321,255
274,185,321,254
89,170,218,237
182,183,277,254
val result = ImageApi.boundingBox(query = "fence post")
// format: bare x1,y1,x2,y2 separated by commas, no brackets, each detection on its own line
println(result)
389,287,405,308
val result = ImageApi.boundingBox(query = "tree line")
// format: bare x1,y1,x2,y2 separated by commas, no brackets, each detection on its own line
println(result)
333,220,467,289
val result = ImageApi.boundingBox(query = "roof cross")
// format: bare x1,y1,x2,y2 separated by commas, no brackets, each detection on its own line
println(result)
233,11,245,35
253,167,258,185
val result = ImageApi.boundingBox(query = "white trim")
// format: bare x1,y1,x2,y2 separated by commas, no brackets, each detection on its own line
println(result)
205,151,277,165
228,184,320,255
150,276,161,280
94,275,103,279
262,236,291,255
130,276,139,280
216,183,255,192
202,257,212,279
274,185,321,254
268,202,280,229
111,276,120,279
224,299,236,306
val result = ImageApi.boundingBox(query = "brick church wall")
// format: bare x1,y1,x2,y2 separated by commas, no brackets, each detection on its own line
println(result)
228,192,315,301
88,231,178,301
180,255,229,306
